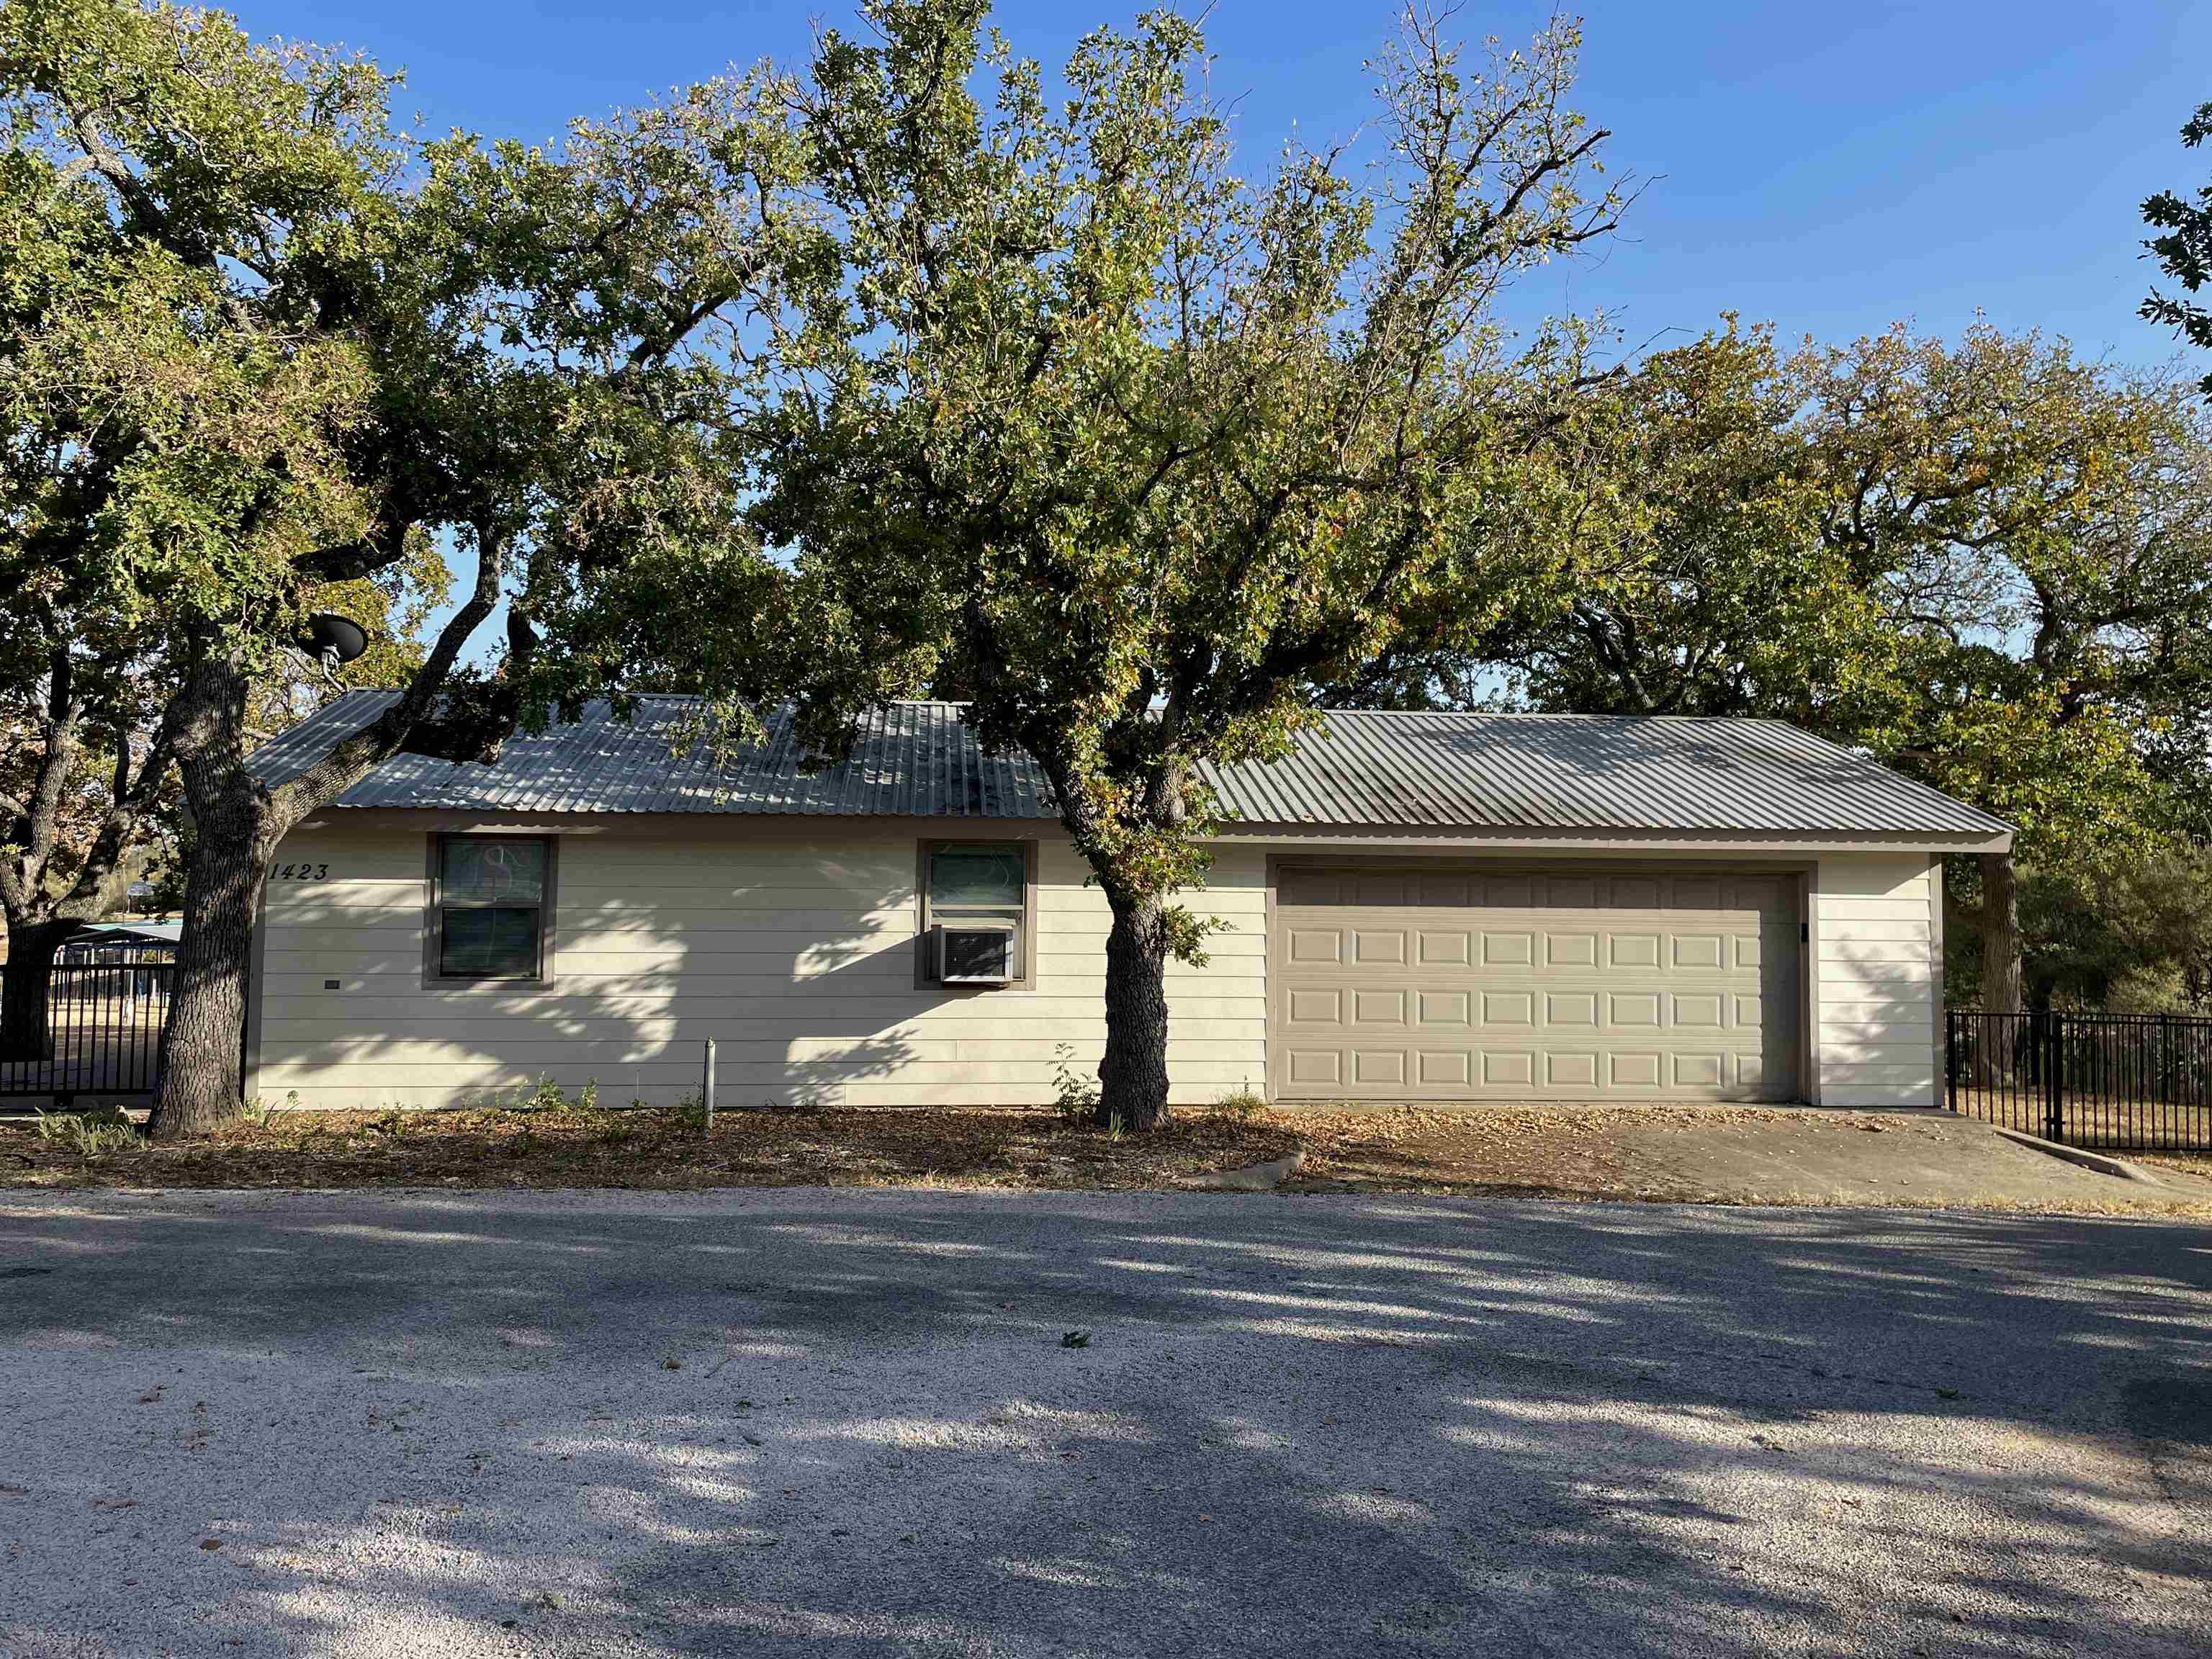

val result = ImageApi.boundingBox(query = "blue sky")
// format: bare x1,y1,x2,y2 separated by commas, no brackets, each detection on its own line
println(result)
255,1,2212,652
267,0,2212,370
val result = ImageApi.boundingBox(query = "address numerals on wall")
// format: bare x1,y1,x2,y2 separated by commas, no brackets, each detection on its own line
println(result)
275,863,331,880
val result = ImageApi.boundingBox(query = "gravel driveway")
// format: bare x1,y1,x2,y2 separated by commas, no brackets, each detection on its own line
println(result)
3,1189,2208,1658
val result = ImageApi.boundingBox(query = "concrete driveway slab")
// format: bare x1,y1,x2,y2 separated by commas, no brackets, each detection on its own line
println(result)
1,1189,2208,1658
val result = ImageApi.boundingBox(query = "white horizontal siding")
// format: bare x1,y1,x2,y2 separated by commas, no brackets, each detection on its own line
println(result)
251,822,1267,1110
1811,853,1938,1106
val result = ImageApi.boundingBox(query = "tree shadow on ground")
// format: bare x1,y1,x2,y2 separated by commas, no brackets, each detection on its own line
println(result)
2,1192,2208,1658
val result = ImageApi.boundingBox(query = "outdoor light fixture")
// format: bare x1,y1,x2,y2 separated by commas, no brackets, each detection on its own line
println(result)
300,612,369,665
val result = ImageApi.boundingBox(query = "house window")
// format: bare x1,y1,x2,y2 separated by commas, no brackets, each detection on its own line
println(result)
430,836,554,981
918,840,1033,988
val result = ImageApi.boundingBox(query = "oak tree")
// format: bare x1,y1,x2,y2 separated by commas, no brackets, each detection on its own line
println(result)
1,0,788,1133
726,1,1630,1129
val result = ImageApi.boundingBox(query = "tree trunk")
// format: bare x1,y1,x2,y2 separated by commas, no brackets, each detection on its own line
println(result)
1980,850,2023,1015
1097,893,1172,1132
0,919,73,1064
150,827,266,1138
148,658,273,1142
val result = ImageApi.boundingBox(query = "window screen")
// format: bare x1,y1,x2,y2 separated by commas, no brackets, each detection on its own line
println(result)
923,842,1028,986
436,837,549,979
929,844,1025,911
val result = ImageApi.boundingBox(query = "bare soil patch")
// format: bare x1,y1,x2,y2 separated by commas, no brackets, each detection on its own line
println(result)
0,1104,1298,1192
1288,1103,2212,1217
2135,1149,2212,1182
7,1101,2208,1216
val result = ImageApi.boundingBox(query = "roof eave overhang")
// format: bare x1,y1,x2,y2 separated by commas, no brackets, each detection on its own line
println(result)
306,801,2013,855
1210,821,2015,856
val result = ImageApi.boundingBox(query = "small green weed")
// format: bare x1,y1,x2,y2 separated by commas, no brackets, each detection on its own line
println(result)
517,1075,572,1113
1050,1043,1101,1126
35,1106,143,1159
240,1089,302,1128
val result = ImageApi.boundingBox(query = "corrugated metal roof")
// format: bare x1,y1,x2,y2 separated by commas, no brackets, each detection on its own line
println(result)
250,693,1053,818
251,691,2009,839
1197,710,2007,837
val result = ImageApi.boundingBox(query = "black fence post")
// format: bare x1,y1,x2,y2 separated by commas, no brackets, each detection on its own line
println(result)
1945,1009,1959,1112
1945,1004,2212,1152
2044,1011,2065,1144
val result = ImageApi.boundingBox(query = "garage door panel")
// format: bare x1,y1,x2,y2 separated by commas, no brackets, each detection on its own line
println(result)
1672,992,1726,1029
1417,930,1470,965
1280,869,1344,906
1735,877,1786,910
1610,933,1661,968
1547,932,1598,966
1546,1052,1599,1088
1610,992,1662,1028
1482,932,1534,966
1545,992,1599,1028
1353,872,1413,907
1418,1050,1471,1087
1417,873,1474,907
1274,862,1800,1102
1671,876,1722,909
1673,1053,1725,1088
1352,929,1406,965
1416,989,1470,1027
1351,1049,1406,1085
1483,1051,1535,1087
1610,1052,1663,1088
1671,934,1725,969
1351,988,1407,1025
1481,991,1534,1027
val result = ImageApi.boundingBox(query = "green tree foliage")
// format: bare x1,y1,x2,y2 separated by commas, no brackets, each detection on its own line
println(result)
1435,319,2212,1012
716,1,1631,1128
0,0,784,1133
1375,320,1902,728
1949,847,2212,1014
2142,99,2212,392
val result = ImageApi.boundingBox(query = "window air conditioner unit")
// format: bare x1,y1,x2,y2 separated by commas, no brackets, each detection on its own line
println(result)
936,919,1017,984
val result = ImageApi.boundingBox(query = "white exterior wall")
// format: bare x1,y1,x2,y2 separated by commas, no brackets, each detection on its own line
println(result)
253,818,1957,1112
1808,851,1941,1107
251,815,1267,1110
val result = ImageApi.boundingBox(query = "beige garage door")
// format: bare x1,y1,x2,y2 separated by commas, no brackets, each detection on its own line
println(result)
1272,864,1801,1101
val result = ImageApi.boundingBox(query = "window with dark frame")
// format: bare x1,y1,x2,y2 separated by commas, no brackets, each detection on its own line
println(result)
922,841,1029,986
433,836,552,980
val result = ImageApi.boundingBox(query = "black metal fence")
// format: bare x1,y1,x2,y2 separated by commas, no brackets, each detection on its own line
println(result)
0,959,174,1101
1946,1008,2212,1151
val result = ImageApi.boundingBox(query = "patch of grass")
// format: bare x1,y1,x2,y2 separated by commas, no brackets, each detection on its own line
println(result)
240,1090,300,1128
33,1106,143,1159
1213,1085,1267,1120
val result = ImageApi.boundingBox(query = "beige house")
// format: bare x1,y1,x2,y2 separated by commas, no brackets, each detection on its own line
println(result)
245,697,2011,1112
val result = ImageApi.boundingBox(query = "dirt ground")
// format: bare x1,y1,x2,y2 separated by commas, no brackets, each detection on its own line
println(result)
0,1103,1299,1193
6,1100,2211,1216
1289,1104,2212,1217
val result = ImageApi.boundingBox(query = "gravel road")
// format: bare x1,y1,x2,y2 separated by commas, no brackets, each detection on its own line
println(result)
2,1188,2208,1658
